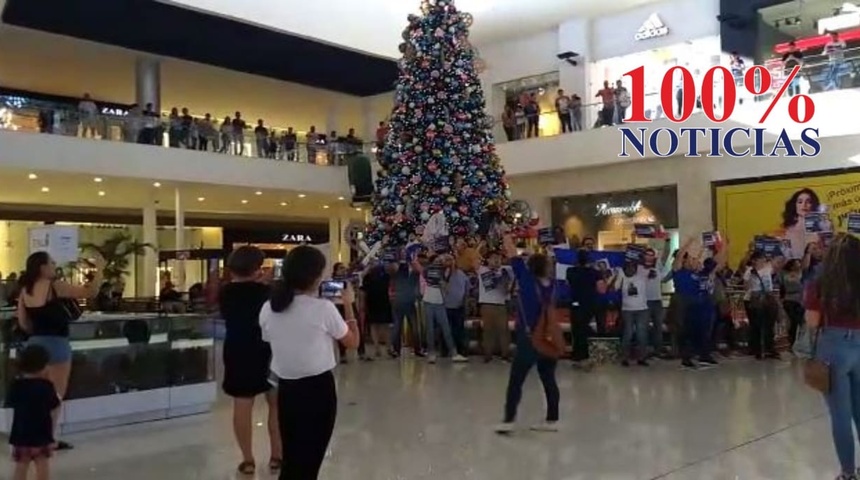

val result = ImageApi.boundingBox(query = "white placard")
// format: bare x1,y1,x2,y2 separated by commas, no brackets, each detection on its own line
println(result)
28,225,80,264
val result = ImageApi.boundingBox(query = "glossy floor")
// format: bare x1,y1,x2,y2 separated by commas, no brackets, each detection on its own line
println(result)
0,356,838,479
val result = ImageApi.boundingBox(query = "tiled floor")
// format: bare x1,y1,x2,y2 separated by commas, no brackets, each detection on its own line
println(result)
0,356,839,479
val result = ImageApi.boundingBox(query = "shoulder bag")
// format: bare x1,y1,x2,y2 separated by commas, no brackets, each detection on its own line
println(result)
51,284,83,322
528,282,566,359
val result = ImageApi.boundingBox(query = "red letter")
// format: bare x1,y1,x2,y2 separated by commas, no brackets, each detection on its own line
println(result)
662,66,695,123
622,66,651,122
701,66,735,122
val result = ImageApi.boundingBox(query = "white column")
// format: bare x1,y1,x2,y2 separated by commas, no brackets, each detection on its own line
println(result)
328,215,342,264
135,56,161,112
558,18,591,126
141,203,158,297
174,188,186,291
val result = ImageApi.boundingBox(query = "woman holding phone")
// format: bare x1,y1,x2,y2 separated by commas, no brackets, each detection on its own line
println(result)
260,246,359,480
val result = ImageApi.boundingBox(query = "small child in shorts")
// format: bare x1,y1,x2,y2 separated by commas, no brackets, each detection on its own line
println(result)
8,344,59,480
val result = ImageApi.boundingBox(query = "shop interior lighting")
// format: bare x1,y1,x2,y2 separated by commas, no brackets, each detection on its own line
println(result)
255,191,263,195
153,182,161,187
323,205,330,209
94,177,103,183
197,197,205,202
241,199,248,204
40,187,49,193
98,191,106,197
338,196,345,201
28,173,37,180
280,202,288,206
298,194,307,198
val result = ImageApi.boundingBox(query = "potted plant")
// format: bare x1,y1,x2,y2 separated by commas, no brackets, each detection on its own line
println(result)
80,231,154,289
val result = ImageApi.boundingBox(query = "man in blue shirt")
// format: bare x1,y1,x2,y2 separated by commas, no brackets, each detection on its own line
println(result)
672,238,728,370
566,249,605,369
386,258,423,358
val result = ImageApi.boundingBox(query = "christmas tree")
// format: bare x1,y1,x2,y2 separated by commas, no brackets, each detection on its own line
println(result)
366,0,511,247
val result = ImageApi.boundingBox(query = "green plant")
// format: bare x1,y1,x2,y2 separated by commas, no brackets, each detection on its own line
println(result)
80,231,154,283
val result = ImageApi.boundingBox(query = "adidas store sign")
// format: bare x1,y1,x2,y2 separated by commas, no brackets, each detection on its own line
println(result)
634,13,669,40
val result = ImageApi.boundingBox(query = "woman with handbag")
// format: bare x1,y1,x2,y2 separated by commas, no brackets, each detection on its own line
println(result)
16,251,104,450
495,235,563,435
804,234,860,480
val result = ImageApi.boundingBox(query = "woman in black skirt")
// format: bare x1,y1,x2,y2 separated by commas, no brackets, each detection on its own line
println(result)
219,246,281,476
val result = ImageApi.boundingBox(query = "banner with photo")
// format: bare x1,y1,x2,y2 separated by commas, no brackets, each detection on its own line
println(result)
714,170,860,266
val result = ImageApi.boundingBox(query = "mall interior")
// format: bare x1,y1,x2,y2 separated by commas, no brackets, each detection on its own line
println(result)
0,0,859,478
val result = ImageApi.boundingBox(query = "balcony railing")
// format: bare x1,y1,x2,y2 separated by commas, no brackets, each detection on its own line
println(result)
495,46,860,144
0,102,376,166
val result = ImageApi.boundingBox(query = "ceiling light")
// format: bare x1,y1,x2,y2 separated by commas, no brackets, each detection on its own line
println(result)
298,194,306,198
255,191,263,196
322,205,330,209
197,197,205,202
94,177,103,183
28,173,37,180
40,186,49,193
241,199,248,204
98,191,106,197
280,202,288,207
153,182,162,188
337,196,345,201
355,207,362,212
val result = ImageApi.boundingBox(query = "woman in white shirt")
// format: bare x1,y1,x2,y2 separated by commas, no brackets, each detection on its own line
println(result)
612,262,651,367
259,246,359,480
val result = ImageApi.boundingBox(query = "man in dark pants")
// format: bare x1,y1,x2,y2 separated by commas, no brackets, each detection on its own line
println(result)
443,255,470,357
566,249,604,370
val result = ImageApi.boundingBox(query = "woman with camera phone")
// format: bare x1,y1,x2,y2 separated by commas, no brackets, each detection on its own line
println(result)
260,247,359,480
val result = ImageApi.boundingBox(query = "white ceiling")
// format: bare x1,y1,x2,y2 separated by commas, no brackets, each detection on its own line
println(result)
0,166,365,222
161,0,662,58
759,0,848,38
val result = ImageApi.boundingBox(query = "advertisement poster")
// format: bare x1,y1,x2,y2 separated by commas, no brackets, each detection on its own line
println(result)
28,225,80,264
715,171,860,265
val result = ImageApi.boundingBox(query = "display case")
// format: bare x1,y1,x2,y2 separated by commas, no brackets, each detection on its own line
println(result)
0,312,217,434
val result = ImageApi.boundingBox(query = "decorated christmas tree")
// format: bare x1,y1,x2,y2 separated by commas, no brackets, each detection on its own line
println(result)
365,0,511,247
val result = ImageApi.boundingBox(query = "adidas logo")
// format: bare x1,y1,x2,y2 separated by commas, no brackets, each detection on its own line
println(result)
634,13,669,40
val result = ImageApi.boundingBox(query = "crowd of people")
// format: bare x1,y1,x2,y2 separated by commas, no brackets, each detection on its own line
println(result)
31,96,370,165
6,220,860,479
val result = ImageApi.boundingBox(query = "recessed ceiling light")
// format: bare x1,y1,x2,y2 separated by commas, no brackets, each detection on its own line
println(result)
337,196,345,201
241,199,248,204
280,202,288,207
322,205,330,209
153,182,162,188
298,194,306,198
355,207,362,212
40,186,49,193
94,177,103,183
98,191,106,197
197,197,205,202
255,191,263,196
28,173,37,180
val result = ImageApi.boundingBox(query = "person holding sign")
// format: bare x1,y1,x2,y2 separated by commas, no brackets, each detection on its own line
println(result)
478,250,513,362
642,240,671,357
413,255,467,364
743,251,780,360
385,252,423,358
611,261,651,367
495,235,561,435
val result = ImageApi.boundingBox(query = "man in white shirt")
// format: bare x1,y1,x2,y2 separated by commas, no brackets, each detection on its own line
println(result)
642,240,671,356
614,262,650,366
743,252,778,359
478,251,513,362
823,31,847,90
78,93,99,139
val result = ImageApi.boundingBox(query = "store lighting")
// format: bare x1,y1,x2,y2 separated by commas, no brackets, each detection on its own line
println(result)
255,191,263,196
28,173,37,180
298,194,306,198
241,199,248,204
41,186,49,193
94,177,103,183
280,202,288,206
355,207,362,212
338,196,345,201
323,205,330,209
197,197,205,202
98,191,106,197
153,182,161,188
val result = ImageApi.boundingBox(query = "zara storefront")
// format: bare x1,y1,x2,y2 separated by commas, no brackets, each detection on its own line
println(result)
585,0,725,121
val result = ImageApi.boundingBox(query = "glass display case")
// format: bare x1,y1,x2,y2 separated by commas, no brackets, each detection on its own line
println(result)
0,312,217,434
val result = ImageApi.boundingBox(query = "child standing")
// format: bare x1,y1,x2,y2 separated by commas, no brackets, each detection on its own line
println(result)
8,345,59,480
